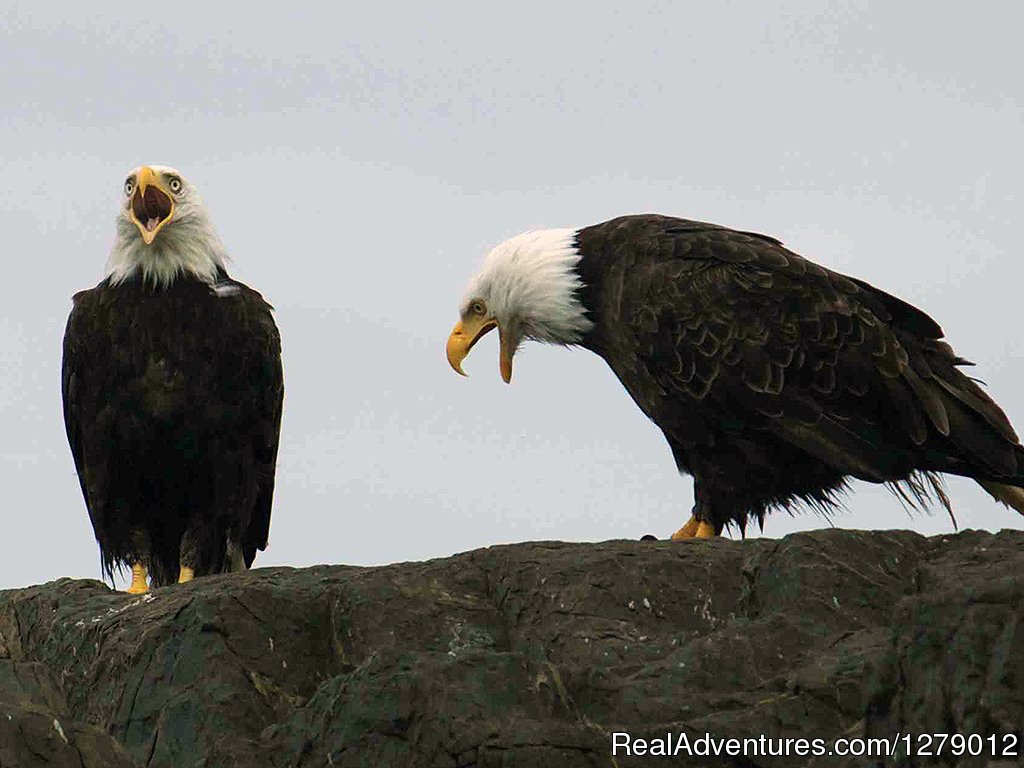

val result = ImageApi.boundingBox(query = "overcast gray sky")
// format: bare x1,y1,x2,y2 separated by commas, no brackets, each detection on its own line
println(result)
1,2,1022,590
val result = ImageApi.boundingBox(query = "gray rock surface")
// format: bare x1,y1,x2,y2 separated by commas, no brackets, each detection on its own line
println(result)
0,529,1021,767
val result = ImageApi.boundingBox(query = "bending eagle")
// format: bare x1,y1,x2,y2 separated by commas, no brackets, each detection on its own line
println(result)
447,214,1024,538
62,165,283,593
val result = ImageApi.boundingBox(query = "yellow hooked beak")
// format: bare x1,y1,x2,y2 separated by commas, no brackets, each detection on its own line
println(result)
130,166,175,245
446,314,517,383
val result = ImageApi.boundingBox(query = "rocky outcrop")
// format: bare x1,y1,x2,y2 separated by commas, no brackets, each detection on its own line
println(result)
0,529,1021,767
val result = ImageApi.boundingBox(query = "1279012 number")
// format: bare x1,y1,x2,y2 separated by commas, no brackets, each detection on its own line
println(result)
902,733,1019,757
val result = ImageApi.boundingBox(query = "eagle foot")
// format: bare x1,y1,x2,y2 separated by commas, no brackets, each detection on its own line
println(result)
671,515,700,540
125,563,149,595
670,515,717,540
177,565,195,584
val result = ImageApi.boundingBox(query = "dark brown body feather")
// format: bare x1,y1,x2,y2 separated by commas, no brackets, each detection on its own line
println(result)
62,269,283,584
575,215,1023,532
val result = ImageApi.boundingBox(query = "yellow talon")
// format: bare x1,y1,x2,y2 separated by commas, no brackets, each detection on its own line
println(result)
125,562,149,595
695,521,717,539
178,565,195,584
671,515,700,540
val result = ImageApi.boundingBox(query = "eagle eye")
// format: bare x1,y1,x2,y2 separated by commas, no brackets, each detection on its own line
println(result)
168,177,182,194
124,179,134,196
470,300,486,316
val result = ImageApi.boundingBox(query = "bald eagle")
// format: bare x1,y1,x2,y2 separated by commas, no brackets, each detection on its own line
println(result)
62,166,283,593
447,214,1024,538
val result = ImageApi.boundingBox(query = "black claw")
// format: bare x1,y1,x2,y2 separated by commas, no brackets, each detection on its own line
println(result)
640,534,659,541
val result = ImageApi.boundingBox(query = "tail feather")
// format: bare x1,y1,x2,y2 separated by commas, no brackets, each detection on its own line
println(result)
907,346,1021,478
892,334,1024,518
938,388,1018,476
977,480,1024,515
932,373,1018,443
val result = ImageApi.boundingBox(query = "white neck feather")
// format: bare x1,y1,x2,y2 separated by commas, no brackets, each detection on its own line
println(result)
465,228,593,344
105,209,227,287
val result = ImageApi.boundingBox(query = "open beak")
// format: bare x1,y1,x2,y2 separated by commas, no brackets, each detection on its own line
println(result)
447,314,517,383
130,166,175,245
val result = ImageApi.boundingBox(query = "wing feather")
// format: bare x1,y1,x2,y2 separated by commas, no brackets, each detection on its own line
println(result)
62,288,117,576
587,217,1022,490
232,284,284,566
